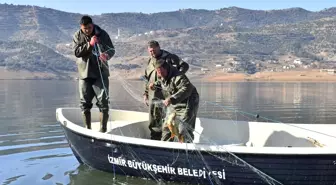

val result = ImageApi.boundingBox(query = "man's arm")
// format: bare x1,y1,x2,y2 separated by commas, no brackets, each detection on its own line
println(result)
170,54,189,74
73,32,93,58
143,58,152,96
143,70,149,97
169,75,194,104
100,30,115,59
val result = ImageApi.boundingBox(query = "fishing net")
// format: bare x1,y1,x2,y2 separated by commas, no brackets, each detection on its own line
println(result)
3,6,336,185
106,76,284,185
56,19,336,184
86,41,336,185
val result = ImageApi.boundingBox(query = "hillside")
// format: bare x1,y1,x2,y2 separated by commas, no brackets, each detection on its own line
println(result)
0,3,335,79
1,4,336,42
0,40,76,72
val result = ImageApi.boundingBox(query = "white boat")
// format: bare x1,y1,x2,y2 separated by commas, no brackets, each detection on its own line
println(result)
56,107,336,185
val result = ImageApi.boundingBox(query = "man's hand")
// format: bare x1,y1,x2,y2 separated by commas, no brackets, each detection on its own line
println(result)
99,53,109,62
163,98,171,107
89,36,99,46
149,83,155,90
143,95,149,106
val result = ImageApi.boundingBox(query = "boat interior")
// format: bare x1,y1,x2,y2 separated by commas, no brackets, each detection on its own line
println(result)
60,108,336,148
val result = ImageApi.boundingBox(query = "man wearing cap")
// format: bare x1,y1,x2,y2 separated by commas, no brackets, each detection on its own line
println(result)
143,40,190,140
150,58,199,143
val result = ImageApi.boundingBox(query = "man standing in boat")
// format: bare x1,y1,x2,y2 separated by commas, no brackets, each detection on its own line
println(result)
72,15,115,132
150,58,199,143
143,40,189,140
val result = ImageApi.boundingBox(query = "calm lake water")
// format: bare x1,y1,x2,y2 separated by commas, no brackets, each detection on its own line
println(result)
1,79,336,185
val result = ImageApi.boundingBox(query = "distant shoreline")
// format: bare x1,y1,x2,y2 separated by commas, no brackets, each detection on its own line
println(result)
0,68,336,82
202,70,336,82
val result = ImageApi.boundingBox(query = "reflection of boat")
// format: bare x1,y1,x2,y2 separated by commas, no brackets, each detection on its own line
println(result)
56,107,336,185
68,164,157,185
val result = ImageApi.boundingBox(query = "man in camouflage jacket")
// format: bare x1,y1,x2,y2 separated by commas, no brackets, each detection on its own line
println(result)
143,40,189,140
149,58,199,143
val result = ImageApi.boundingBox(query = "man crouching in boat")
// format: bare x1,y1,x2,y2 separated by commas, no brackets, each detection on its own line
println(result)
143,40,189,140
149,58,199,143
72,15,115,132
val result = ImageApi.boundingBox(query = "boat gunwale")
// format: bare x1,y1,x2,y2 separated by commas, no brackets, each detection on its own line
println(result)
56,107,336,155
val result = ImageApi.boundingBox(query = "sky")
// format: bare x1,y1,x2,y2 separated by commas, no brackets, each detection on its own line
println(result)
0,0,335,15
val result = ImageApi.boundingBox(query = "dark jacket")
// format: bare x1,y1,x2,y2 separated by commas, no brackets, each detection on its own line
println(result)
73,24,115,79
143,50,189,98
158,66,199,111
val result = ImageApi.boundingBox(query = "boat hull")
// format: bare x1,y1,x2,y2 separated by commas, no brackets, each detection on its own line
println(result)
61,125,336,185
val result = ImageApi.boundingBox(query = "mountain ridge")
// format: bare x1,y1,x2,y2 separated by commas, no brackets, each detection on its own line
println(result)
0,3,335,79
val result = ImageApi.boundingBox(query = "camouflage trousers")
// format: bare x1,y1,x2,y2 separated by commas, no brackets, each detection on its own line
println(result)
161,94,200,143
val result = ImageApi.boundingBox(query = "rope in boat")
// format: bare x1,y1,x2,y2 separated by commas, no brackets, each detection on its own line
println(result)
93,43,172,183
94,43,228,183
156,101,284,185
204,101,336,140
93,44,109,101
94,43,335,185
92,42,116,179
139,68,283,184
140,74,336,140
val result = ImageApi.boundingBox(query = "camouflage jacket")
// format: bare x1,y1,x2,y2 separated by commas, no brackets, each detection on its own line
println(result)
157,66,198,111
143,50,189,97
72,24,115,80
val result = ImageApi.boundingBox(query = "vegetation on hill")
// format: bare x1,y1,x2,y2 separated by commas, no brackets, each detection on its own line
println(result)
0,3,335,76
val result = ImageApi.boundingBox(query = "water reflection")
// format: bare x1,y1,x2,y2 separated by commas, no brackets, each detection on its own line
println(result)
193,81,336,124
0,147,76,185
67,164,181,185
1,80,336,185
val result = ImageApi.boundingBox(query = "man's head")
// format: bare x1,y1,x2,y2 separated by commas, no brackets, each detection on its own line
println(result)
80,15,94,36
147,40,161,58
154,58,169,78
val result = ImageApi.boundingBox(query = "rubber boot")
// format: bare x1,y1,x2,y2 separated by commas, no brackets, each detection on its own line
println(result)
82,111,91,129
99,111,108,133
